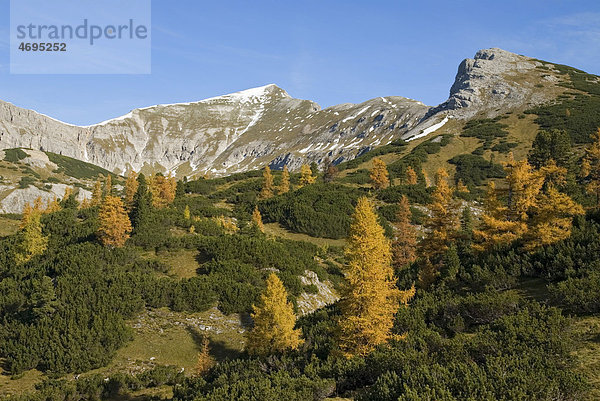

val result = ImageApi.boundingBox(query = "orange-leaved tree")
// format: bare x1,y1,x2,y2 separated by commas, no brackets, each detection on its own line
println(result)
392,195,417,272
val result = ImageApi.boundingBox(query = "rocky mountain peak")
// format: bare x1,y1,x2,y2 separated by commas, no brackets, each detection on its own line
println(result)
427,47,556,119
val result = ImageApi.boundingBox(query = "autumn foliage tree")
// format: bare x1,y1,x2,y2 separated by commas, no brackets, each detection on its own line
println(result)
369,158,390,190
474,154,584,251
419,168,458,260
298,164,316,188
251,205,264,233
15,200,48,264
392,195,417,272
278,166,290,194
259,166,274,199
246,273,303,356
124,170,139,210
149,173,177,208
338,197,408,357
194,336,215,376
323,157,339,183
405,166,418,185
91,177,103,206
98,195,132,247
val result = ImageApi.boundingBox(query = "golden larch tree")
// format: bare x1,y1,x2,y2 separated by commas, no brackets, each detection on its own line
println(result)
44,196,61,214
392,195,417,272
194,336,215,376
298,164,316,188
15,201,49,265
259,166,274,199
124,170,139,210
91,178,103,206
246,273,303,355
279,165,290,194
419,168,458,260
104,174,113,197
405,166,418,185
98,195,132,247
525,184,584,250
457,179,469,193
472,181,527,251
338,197,402,357
369,158,390,190
184,205,191,220
473,181,527,251
251,205,264,232
149,174,177,208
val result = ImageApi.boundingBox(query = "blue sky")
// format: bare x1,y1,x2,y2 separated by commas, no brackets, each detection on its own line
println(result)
0,0,599,126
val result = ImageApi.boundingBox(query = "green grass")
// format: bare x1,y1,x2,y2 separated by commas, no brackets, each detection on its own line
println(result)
0,366,44,398
264,222,346,248
96,307,246,377
145,249,201,279
571,316,600,400
0,216,20,237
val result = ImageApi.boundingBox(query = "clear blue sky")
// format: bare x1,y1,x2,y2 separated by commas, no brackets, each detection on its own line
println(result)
0,0,599,126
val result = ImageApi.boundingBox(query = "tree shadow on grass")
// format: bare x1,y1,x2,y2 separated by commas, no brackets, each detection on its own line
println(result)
185,325,242,362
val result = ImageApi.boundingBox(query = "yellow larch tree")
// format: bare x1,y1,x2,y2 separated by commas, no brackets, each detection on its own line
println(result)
97,195,132,247
15,201,49,265
194,336,215,376
246,273,303,356
474,156,584,251
338,197,403,357
392,195,417,272
369,158,390,190
473,181,527,251
405,166,418,185
124,170,139,210
183,205,191,220
44,196,61,214
91,177,103,206
298,164,316,188
419,168,458,260
259,166,274,199
279,165,290,194
104,174,112,197
457,179,469,193
251,205,264,233
525,184,584,250
149,174,177,208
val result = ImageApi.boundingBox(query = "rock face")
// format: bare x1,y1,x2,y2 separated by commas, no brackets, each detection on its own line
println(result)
425,48,556,119
0,48,566,177
0,85,428,176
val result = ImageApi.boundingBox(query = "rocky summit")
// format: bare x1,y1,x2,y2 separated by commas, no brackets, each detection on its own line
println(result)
0,48,572,177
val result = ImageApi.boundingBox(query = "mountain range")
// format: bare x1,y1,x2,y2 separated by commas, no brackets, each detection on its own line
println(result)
0,48,567,177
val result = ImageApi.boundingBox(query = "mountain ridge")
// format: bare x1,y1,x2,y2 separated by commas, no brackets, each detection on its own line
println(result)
0,48,584,177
